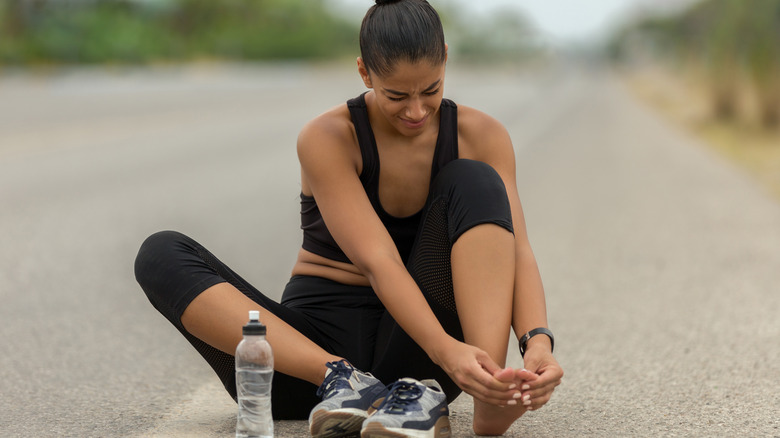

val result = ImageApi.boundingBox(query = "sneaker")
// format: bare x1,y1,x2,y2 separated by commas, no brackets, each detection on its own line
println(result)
361,378,451,438
309,360,388,438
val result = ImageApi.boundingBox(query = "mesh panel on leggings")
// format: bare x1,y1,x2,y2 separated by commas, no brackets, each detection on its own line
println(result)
178,246,267,401
183,329,238,400
407,198,458,314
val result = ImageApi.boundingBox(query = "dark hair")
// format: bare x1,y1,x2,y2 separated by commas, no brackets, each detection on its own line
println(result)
360,0,446,77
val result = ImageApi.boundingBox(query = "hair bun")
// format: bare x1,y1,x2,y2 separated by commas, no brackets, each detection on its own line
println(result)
375,0,402,5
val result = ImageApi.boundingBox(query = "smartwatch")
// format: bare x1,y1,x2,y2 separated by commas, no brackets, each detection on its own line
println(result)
519,327,554,357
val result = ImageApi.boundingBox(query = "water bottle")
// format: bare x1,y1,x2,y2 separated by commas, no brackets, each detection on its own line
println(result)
236,310,274,438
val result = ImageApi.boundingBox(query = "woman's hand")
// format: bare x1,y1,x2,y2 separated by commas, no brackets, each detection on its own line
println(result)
514,345,563,411
433,338,520,406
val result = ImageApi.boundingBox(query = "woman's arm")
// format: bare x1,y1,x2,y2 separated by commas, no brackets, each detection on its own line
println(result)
297,112,516,405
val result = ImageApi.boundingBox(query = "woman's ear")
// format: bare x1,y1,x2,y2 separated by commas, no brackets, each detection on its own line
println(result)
357,57,373,89
445,43,449,64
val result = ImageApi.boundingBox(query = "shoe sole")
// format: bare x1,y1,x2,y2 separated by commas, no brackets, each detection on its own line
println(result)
360,416,452,438
310,408,368,438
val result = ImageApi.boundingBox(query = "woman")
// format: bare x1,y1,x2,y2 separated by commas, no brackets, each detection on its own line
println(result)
135,0,562,436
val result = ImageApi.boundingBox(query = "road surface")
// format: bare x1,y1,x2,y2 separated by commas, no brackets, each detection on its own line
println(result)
1,62,778,437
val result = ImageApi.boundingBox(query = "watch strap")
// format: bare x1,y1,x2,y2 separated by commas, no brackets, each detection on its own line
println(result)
519,327,554,357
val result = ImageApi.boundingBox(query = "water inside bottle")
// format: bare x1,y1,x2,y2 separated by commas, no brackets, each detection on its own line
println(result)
236,368,273,438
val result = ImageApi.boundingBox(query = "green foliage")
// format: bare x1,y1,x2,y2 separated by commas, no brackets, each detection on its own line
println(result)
0,0,358,64
611,0,780,127
742,0,780,126
0,0,541,67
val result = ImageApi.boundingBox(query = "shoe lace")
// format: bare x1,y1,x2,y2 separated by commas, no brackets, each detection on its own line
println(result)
376,380,422,414
316,359,356,399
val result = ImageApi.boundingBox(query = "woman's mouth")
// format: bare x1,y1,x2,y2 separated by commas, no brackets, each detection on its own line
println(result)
400,115,428,130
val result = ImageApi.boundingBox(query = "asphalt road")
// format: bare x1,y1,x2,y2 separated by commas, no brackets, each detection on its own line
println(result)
1,62,778,437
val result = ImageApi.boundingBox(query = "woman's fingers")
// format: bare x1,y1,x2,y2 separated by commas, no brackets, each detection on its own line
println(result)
442,342,556,407
514,367,540,382
446,344,564,410
520,379,560,401
525,392,552,411
516,362,563,409
518,369,561,391
452,359,521,405
469,365,549,406
474,350,504,380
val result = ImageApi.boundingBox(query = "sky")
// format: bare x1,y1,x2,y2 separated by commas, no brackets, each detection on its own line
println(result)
330,0,692,44
485,0,640,42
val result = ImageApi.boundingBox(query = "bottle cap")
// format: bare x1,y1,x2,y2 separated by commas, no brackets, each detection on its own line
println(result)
243,310,266,335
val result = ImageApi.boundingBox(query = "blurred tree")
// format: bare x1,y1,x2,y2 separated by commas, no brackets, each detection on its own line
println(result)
0,0,545,67
0,0,357,64
610,0,780,128
691,0,746,120
743,0,780,127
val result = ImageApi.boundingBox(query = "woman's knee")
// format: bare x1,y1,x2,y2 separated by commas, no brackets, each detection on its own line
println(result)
432,159,513,239
436,160,508,204
135,231,183,282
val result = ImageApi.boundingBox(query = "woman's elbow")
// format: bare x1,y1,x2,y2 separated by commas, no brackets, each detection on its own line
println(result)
351,247,405,282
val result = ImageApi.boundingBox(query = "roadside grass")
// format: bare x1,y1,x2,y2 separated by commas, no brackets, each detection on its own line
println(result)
623,65,780,200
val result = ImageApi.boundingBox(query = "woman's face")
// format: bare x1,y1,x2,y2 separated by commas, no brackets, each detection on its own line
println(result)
359,57,447,137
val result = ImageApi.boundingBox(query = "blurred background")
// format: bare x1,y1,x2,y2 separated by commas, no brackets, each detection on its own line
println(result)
0,0,540,65
1,0,778,190
1,1,779,437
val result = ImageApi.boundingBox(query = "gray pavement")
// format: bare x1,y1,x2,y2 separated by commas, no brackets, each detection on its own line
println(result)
1,62,778,437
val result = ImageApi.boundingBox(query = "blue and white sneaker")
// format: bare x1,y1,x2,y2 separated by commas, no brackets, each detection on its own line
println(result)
309,360,389,438
361,378,451,438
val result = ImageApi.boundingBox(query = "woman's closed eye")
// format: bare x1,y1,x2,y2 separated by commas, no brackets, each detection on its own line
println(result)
387,89,440,102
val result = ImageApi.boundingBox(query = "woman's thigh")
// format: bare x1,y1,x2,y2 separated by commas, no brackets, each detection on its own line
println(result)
135,230,313,337
281,275,386,372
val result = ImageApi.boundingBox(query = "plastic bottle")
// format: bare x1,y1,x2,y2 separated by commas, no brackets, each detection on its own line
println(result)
235,310,274,438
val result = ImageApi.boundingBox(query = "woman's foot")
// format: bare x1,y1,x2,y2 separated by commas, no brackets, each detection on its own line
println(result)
473,399,526,436
472,368,527,436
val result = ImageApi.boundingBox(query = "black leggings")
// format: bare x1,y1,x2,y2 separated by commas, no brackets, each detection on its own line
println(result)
134,159,513,419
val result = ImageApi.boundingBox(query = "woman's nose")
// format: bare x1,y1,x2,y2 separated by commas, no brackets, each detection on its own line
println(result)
406,98,425,120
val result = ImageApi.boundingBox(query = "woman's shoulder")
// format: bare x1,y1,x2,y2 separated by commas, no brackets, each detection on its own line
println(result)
455,104,512,159
297,101,361,171
456,104,506,132
299,102,354,142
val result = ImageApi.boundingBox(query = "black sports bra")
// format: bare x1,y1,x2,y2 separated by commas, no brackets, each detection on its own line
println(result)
300,92,458,264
